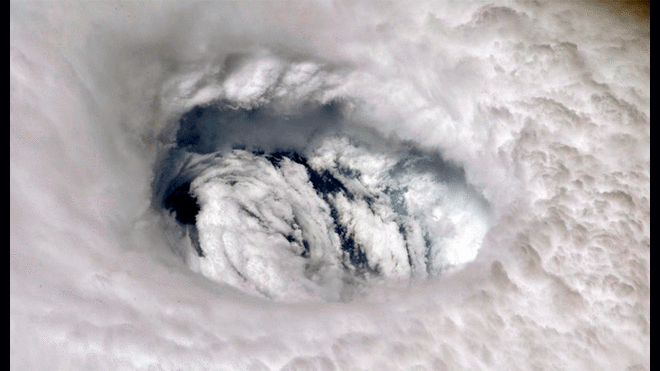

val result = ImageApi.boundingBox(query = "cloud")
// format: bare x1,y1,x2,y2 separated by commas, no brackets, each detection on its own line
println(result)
11,1,649,370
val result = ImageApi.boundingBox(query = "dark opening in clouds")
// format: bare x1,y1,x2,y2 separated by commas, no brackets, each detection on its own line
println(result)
175,101,345,155
153,98,491,301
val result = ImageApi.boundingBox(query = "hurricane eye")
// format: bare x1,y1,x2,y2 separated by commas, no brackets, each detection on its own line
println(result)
153,100,490,302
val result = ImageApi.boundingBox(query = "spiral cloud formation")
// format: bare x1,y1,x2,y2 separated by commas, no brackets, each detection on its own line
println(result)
11,1,649,370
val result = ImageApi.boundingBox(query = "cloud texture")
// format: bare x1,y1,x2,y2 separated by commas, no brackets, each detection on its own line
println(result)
11,1,649,370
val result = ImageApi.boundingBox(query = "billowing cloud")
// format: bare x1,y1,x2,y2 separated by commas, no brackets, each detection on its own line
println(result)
11,1,649,370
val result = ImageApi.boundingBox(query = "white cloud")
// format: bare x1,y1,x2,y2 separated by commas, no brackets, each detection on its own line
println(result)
11,1,649,370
